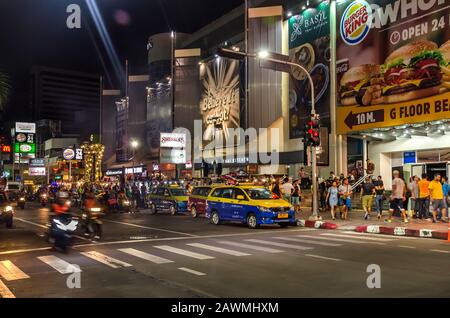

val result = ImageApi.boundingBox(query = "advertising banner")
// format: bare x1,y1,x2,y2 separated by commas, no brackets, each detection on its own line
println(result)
289,2,331,139
336,0,450,134
160,148,186,164
160,133,186,148
200,58,240,146
29,167,46,176
15,122,36,134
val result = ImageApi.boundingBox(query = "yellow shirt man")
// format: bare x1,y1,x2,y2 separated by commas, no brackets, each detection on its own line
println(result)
428,180,443,200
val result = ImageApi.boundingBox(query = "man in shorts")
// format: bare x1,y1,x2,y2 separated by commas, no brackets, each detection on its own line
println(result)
361,177,375,220
429,174,447,223
386,170,407,223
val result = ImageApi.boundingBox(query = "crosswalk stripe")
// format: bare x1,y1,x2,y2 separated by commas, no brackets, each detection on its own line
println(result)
154,245,215,260
295,235,385,245
187,243,251,256
273,237,341,247
178,267,206,276
118,248,173,264
245,239,313,250
217,241,284,253
304,254,342,262
80,251,132,269
431,249,450,254
0,279,15,298
321,233,394,242
0,260,30,281
38,256,82,274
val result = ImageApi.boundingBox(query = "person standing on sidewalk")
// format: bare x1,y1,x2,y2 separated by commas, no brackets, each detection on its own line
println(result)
418,174,430,220
326,180,339,220
428,174,447,223
442,176,449,216
291,180,302,213
338,178,352,220
408,175,420,219
361,177,376,220
281,177,294,204
386,170,408,223
373,176,385,220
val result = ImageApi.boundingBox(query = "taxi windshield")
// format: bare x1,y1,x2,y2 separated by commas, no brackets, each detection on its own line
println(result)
244,188,274,200
170,189,187,196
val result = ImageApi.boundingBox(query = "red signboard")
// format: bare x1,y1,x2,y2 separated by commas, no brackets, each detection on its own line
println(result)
1,145,11,153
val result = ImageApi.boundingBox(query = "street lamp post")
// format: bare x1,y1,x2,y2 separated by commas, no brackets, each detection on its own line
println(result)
217,48,319,218
131,140,139,182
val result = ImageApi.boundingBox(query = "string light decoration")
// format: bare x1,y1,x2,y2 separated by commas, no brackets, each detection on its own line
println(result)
81,143,105,182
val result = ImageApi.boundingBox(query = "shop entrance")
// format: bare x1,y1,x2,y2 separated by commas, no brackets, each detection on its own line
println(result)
411,163,448,180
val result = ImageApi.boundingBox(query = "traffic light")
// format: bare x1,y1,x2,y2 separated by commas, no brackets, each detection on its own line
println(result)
304,116,321,147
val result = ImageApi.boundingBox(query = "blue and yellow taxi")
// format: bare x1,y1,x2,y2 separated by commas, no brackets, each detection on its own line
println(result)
205,185,296,229
148,184,189,216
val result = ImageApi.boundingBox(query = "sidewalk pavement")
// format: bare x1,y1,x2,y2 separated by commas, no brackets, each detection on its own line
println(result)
296,207,449,240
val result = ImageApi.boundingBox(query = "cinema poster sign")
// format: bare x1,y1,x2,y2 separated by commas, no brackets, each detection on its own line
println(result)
200,57,240,145
336,0,450,134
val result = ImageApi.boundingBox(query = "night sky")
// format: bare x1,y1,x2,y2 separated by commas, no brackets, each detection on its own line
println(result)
0,0,243,124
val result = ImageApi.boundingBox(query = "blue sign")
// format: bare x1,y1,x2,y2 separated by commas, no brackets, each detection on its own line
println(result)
403,152,416,164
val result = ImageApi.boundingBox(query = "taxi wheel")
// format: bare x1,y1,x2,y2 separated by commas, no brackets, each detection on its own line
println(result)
150,204,157,215
246,214,259,229
191,206,198,218
169,206,177,216
211,211,221,225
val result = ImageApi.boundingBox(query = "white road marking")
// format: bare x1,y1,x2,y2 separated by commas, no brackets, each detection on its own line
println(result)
0,261,30,281
118,248,173,264
0,247,53,256
304,254,342,262
187,243,251,256
340,231,427,241
245,239,314,250
154,245,215,260
296,235,385,245
217,241,284,253
273,237,341,247
321,233,394,242
38,255,82,274
0,279,15,298
103,219,198,237
431,249,450,254
80,251,132,268
398,245,416,249
178,267,206,276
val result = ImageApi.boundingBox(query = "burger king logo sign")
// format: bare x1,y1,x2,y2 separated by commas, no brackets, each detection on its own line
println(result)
340,0,372,46
63,148,75,160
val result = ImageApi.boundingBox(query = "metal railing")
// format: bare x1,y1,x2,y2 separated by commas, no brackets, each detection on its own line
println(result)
351,174,374,191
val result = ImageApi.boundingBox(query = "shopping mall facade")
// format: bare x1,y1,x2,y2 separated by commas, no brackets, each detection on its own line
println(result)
101,0,450,189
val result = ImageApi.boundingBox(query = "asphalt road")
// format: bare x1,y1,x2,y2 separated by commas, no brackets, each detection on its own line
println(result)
0,203,449,298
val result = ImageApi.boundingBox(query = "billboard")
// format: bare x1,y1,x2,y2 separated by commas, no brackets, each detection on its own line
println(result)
160,133,186,148
160,148,186,164
15,122,36,134
336,0,450,134
29,167,46,176
289,2,331,139
200,57,240,146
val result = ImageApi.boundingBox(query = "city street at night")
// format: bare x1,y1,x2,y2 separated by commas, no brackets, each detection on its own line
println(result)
1,203,448,298
0,0,449,307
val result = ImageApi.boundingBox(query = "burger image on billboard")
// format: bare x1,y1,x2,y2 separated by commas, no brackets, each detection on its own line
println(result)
440,40,450,90
382,40,444,104
339,64,383,106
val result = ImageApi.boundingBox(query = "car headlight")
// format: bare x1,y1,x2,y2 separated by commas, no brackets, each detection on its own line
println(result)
90,207,101,212
4,206,13,212
258,206,272,212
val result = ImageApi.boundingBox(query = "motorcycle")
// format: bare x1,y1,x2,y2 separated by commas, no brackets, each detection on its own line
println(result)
80,207,103,240
118,197,131,213
46,214,78,253
40,193,48,207
18,196,26,209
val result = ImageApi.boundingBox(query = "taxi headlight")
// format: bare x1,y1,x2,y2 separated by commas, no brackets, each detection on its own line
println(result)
258,206,272,212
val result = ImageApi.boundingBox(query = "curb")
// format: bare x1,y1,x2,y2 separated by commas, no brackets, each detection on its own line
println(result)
297,219,448,240
354,224,447,240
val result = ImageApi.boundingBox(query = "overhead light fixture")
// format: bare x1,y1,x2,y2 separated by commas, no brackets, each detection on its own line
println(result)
258,50,269,59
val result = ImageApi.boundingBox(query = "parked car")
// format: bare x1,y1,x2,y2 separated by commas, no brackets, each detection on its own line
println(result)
0,191,14,228
4,182,22,201
188,186,216,218
205,186,296,229
148,185,189,215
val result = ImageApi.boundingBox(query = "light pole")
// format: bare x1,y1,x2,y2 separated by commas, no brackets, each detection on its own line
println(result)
130,140,139,182
217,48,319,218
